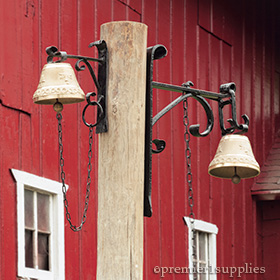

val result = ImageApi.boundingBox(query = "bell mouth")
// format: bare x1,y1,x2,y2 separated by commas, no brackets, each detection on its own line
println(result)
208,163,260,179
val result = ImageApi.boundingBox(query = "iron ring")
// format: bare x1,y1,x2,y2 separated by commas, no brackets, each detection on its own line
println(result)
82,101,104,128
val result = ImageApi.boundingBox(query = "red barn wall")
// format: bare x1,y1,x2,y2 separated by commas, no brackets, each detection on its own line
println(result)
0,0,279,279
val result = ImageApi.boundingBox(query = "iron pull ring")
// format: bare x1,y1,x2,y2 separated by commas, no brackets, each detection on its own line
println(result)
82,93,104,128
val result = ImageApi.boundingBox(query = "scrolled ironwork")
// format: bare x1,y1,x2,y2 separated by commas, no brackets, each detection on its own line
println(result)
187,94,214,137
218,85,249,135
75,58,101,92
75,58,87,71
152,139,166,154
144,44,250,217
151,86,214,138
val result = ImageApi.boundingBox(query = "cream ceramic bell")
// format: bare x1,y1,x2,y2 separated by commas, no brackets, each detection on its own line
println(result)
208,134,260,184
33,63,85,105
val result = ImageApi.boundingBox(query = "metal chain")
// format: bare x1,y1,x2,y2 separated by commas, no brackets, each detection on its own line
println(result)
57,112,93,232
183,98,197,278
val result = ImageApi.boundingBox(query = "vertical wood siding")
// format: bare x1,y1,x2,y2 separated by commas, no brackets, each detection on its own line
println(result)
0,0,280,279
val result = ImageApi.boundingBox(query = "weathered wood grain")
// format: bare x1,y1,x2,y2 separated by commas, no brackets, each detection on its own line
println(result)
97,21,147,280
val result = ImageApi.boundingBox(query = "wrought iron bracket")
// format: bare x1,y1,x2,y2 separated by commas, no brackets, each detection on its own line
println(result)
45,40,108,133
144,45,168,217
144,44,249,217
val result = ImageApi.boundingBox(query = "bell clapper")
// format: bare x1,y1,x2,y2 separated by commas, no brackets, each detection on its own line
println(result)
53,101,64,113
231,167,241,184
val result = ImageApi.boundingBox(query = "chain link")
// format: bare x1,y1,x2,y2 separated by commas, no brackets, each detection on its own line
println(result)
183,99,194,219
183,98,197,278
57,113,93,232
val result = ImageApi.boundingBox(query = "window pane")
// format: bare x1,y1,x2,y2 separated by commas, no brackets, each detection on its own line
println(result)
200,263,207,280
37,193,50,232
199,232,206,261
24,189,34,228
193,230,198,261
25,229,34,268
192,260,198,279
38,233,49,271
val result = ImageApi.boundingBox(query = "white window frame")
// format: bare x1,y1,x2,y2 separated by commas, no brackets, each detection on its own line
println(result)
11,169,66,280
184,217,218,280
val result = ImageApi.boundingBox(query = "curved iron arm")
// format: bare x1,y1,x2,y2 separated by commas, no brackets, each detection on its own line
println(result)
46,44,105,64
152,92,214,137
75,59,101,92
45,40,108,133
188,94,214,137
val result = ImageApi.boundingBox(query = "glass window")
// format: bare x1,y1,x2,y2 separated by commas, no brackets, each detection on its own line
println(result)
12,169,66,280
24,189,51,271
184,217,218,280
193,231,210,280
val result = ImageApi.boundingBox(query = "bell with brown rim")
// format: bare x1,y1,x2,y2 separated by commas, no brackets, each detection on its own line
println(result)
208,134,260,184
33,62,86,112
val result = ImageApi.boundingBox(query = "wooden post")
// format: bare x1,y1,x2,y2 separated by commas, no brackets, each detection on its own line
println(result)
97,21,147,279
